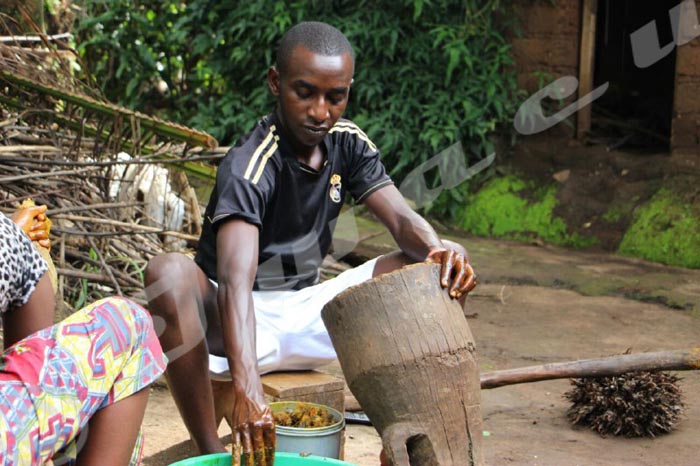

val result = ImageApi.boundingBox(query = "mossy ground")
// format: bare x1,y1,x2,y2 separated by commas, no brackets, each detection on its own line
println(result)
454,170,699,269
618,188,700,268
457,175,596,248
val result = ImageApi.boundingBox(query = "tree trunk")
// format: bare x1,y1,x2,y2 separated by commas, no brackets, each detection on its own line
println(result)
322,263,484,466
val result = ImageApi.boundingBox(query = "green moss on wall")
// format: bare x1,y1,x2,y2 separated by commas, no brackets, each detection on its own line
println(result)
602,201,636,224
618,189,700,268
458,175,595,248
602,206,622,223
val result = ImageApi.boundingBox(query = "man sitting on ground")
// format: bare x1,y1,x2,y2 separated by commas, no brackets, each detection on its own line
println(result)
145,21,476,462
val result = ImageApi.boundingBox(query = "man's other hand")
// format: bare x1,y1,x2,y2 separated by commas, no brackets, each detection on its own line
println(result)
231,391,276,466
426,248,477,299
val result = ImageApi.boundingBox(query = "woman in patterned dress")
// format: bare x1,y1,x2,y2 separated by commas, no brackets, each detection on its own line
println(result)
0,206,167,466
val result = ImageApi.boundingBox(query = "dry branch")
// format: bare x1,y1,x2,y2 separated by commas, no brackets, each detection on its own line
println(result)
480,348,700,389
0,38,214,309
52,214,199,241
56,267,115,283
0,166,97,182
0,144,62,153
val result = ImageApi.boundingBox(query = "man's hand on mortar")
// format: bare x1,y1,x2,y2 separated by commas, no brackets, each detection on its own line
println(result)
426,248,477,299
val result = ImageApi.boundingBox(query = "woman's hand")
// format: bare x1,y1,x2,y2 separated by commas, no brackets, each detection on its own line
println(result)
426,248,477,299
12,204,51,249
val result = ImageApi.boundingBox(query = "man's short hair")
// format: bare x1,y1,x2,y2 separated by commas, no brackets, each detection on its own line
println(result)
276,21,355,74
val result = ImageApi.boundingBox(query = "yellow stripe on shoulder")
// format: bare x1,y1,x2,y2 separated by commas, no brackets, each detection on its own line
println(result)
251,136,279,185
243,125,277,180
329,122,378,152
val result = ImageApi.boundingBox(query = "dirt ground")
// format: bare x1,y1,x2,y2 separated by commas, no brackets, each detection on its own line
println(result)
509,135,700,253
140,228,700,466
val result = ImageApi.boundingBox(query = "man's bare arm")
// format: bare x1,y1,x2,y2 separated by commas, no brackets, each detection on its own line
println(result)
364,185,476,298
364,185,443,260
216,219,260,393
216,219,275,465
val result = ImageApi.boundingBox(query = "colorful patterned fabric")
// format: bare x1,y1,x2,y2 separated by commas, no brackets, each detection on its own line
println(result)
0,297,167,465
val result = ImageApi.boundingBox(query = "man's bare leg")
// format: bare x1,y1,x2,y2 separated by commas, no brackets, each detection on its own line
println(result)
144,253,226,454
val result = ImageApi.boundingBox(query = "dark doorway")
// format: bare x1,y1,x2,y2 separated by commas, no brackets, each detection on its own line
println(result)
591,0,678,152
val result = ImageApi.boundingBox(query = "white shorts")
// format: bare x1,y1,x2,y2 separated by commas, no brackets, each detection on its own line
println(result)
208,258,377,380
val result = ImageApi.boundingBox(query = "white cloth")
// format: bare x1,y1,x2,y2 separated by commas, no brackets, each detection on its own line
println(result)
209,258,377,380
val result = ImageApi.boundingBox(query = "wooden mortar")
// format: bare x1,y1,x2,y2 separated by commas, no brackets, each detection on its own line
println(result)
322,263,484,466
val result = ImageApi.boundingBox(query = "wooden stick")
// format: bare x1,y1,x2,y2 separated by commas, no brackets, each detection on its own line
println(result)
0,153,225,166
56,267,115,284
52,214,199,240
0,166,96,182
0,33,73,43
110,239,148,262
51,226,198,241
64,248,143,288
86,233,122,295
0,187,73,207
65,248,143,288
577,0,598,139
0,117,16,128
0,145,62,153
57,234,67,318
480,348,700,389
48,201,141,215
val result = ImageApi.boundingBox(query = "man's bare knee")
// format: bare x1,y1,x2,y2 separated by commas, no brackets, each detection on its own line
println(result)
144,253,190,286
144,253,201,318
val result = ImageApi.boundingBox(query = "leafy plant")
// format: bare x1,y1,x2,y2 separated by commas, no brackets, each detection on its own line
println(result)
71,246,99,309
74,0,522,220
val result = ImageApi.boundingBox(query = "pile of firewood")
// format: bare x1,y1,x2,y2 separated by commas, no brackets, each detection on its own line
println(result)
0,109,219,315
0,34,222,315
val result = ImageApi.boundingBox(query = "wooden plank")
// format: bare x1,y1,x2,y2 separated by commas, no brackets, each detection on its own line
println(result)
261,370,344,397
212,371,346,428
577,0,599,139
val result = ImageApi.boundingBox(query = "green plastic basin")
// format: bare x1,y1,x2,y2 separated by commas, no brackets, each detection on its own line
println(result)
168,451,355,466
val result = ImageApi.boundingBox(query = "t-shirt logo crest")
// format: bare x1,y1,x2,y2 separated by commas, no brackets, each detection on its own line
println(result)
329,174,342,203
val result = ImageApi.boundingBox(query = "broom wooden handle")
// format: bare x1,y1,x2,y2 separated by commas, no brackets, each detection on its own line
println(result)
480,347,700,389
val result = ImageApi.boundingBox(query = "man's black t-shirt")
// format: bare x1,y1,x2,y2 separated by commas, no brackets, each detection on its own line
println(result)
194,112,393,291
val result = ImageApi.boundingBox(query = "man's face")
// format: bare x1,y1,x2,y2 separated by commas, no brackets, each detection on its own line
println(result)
268,46,354,149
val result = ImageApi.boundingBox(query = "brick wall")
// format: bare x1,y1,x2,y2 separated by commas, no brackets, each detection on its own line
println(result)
511,0,700,156
671,0,700,158
511,0,583,136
